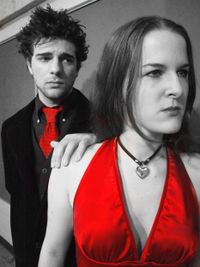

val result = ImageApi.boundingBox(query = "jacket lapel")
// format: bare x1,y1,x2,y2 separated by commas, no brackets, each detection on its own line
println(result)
11,100,40,205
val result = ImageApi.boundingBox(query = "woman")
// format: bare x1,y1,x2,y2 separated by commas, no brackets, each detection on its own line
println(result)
38,16,200,266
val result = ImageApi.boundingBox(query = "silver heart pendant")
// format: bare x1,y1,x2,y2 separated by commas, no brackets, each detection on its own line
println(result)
136,165,149,179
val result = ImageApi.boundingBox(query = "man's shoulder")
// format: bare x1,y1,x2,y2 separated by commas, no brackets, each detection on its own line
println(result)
72,88,90,104
2,99,35,129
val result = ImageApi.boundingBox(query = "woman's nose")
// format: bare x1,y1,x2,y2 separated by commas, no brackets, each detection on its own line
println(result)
166,74,184,98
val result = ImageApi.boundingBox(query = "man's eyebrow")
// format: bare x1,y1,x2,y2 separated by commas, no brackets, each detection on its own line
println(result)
60,53,75,59
35,52,75,58
35,52,52,57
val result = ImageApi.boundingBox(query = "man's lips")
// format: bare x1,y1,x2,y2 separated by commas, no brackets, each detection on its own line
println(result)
46,80,65,87
47,80,64,84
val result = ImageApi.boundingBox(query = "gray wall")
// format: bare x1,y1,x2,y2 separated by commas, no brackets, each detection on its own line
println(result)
1,0,200,201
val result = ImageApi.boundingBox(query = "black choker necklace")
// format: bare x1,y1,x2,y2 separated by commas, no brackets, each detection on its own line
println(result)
118,138,162,179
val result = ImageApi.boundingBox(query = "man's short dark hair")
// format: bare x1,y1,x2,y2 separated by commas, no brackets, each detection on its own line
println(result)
16,5,88,70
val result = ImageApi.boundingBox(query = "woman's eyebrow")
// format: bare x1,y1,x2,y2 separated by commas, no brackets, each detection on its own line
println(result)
142,63,165,68
142,63,190,68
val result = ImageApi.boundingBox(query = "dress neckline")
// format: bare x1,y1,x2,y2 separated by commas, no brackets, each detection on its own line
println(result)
113,137,170,261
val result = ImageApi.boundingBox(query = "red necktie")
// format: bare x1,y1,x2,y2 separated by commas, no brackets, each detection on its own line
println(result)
39,106,63,158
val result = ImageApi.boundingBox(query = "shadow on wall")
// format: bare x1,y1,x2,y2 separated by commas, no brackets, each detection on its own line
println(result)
82,70,96,100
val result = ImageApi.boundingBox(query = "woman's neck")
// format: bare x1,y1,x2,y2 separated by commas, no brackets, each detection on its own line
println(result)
119,129,163,161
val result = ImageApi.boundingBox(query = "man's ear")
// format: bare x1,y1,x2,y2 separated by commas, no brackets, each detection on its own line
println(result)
26,59,33,75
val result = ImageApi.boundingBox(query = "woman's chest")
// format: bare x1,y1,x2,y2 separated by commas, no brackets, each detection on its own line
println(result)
73,141,199,264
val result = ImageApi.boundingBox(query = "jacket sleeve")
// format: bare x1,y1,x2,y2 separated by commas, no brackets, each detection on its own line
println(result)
1,121,18,194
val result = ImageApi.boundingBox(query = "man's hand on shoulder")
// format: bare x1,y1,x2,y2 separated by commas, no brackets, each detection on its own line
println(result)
51,133,97,168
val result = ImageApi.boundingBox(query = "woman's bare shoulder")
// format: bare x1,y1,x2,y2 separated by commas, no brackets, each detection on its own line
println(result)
181,152,200,201
51,143,102,180
181,152,200,170
49,142,103,205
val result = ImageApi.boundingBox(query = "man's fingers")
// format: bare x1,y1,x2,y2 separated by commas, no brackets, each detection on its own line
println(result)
63,135,96,163
51,141,58,148
51,134,97,168
61,142,79,166
51,141,67,168
73,141,88,161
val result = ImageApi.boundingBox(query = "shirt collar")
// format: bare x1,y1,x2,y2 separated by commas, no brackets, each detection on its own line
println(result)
35,89,76,118
35,95,45,118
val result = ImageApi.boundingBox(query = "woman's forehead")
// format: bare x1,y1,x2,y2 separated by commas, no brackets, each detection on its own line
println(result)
141,29,188,66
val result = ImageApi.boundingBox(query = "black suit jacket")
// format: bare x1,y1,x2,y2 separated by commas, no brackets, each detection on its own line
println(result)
1,89,91,267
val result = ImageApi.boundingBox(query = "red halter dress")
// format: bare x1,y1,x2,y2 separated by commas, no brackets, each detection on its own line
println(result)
73,138,199,267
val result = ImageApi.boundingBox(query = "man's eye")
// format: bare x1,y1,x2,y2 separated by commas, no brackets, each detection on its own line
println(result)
38,56,50,62
63,57,74,63
146,69,162,78
177,69,188,78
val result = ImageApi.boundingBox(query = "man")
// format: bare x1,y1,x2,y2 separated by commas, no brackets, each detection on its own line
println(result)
1,5,95,267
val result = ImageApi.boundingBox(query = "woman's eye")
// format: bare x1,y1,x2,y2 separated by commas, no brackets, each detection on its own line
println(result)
146,69,162,78
177,69,188,78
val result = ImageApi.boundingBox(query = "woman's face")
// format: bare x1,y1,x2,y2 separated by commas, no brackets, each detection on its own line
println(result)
132,29,189,140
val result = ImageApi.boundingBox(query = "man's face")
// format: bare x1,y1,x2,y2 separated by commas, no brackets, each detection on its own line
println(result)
27,38,78,106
